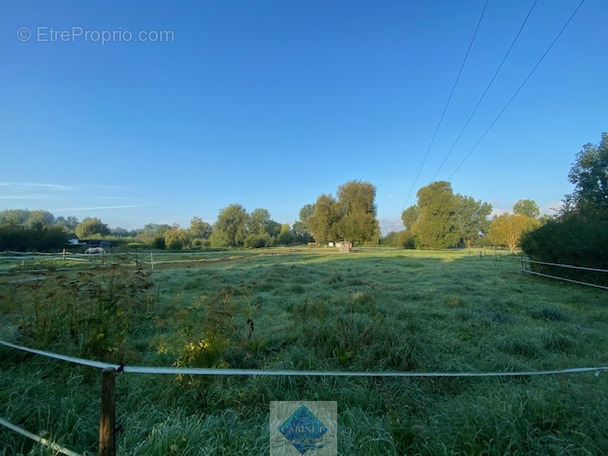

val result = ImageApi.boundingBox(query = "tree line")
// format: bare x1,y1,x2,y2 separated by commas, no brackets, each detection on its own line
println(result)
3,132,604,254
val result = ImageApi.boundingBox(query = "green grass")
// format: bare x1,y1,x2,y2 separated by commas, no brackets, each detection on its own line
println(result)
1,248,607,454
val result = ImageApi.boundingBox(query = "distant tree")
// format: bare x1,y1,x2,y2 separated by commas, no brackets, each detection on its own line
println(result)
307,194,339,245
248,208,272,236
0,209,31,225
457,195,492,248
211,204,248,247
164,227,190,250
513,199,540,219
25,210,55,228
189,216,213,239
489,213,539,253
401,205,419,232
334,180,380,245
415,181,460,249
294,203,315,242
275,223,292,245
291,220,313,244
56,216,79,232
110,227,135,237
138,223,172,237
564,132,608,217
76,217,111,239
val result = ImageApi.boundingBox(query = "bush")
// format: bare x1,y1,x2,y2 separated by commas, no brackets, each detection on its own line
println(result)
521,213,608,285
243,233,273,249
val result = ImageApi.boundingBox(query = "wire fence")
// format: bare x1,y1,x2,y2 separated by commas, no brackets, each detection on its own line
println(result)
1,339,607,455
521,257,608,290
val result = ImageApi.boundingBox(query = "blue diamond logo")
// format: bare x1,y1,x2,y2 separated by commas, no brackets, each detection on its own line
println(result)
278,405,328,454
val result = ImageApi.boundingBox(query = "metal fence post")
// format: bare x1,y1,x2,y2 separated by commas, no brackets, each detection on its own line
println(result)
99,367,116,456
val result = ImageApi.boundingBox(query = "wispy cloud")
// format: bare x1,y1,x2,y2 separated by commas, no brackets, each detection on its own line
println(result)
51,205,140,212
0,182,74,191
0,195,61,200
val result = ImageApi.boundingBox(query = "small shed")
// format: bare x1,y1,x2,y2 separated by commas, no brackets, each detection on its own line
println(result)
337,241,352,253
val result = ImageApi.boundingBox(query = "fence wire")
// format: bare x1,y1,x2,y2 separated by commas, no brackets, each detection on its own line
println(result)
2,340,607,379
521,258,608,290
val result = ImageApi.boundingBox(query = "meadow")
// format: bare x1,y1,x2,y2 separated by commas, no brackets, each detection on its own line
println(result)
1,247,607,455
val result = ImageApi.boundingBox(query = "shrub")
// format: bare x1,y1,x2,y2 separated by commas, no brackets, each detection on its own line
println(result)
521,213,608,285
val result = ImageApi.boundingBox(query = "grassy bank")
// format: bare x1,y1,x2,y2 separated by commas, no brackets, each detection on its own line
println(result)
1,248,607,454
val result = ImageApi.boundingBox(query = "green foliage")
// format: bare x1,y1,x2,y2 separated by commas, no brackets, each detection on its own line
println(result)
307,193,340,244
188,216,212,240
415,181,461,248
75,217,111,239
490,213,539,253
565,131,608,217
10,256,153,361
212,204,249,247
456,195,492,247
307,181,380,245
521,132,608,284
164,227,190,250
243,232,273,249
521,213,608,284
0,222,68,251
513,199,540,219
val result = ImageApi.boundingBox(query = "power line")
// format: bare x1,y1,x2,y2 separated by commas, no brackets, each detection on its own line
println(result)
396,0,489,223
447,0,586,180
430,0,538,182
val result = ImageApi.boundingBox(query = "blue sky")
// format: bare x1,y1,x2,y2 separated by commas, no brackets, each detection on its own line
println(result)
1,1,607,233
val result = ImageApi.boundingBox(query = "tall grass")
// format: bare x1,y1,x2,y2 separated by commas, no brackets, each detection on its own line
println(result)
1,248,607,454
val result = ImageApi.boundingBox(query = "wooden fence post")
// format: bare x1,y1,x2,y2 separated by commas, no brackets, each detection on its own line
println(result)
99,367,116,456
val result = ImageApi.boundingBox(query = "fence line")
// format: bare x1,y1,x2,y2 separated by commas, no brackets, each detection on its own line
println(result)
2,340,607,379
2,340,608,455
521,258,608,290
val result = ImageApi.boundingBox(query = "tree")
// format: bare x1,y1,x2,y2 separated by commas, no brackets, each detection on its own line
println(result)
456,195,492,248
294,204,315,242
513,199,540,219
299,204,315,227
56,216,79,232
189,216,212,239
76,217,110,238
164,226,190,250
25,210,55,228
334,181,380,245
415,181,460,249
307,194,340,245
211,204,248,247
489,213,539,253
401,205,419,232
565,132,608,217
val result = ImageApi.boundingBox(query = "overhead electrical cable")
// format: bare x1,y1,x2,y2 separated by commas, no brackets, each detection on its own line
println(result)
430,0,538,182
396,0,490,221
447,0,586,180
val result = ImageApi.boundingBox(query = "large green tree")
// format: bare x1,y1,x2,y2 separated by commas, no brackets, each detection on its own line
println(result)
211,204,249,247
415,181,460,249
334,180,380,245
307,194,339,245
456,195,492,248
565,132,608,217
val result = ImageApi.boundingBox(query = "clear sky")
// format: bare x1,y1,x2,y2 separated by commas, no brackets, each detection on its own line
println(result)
1,1,607,233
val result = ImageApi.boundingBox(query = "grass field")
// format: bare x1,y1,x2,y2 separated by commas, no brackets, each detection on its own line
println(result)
1,247,607,455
